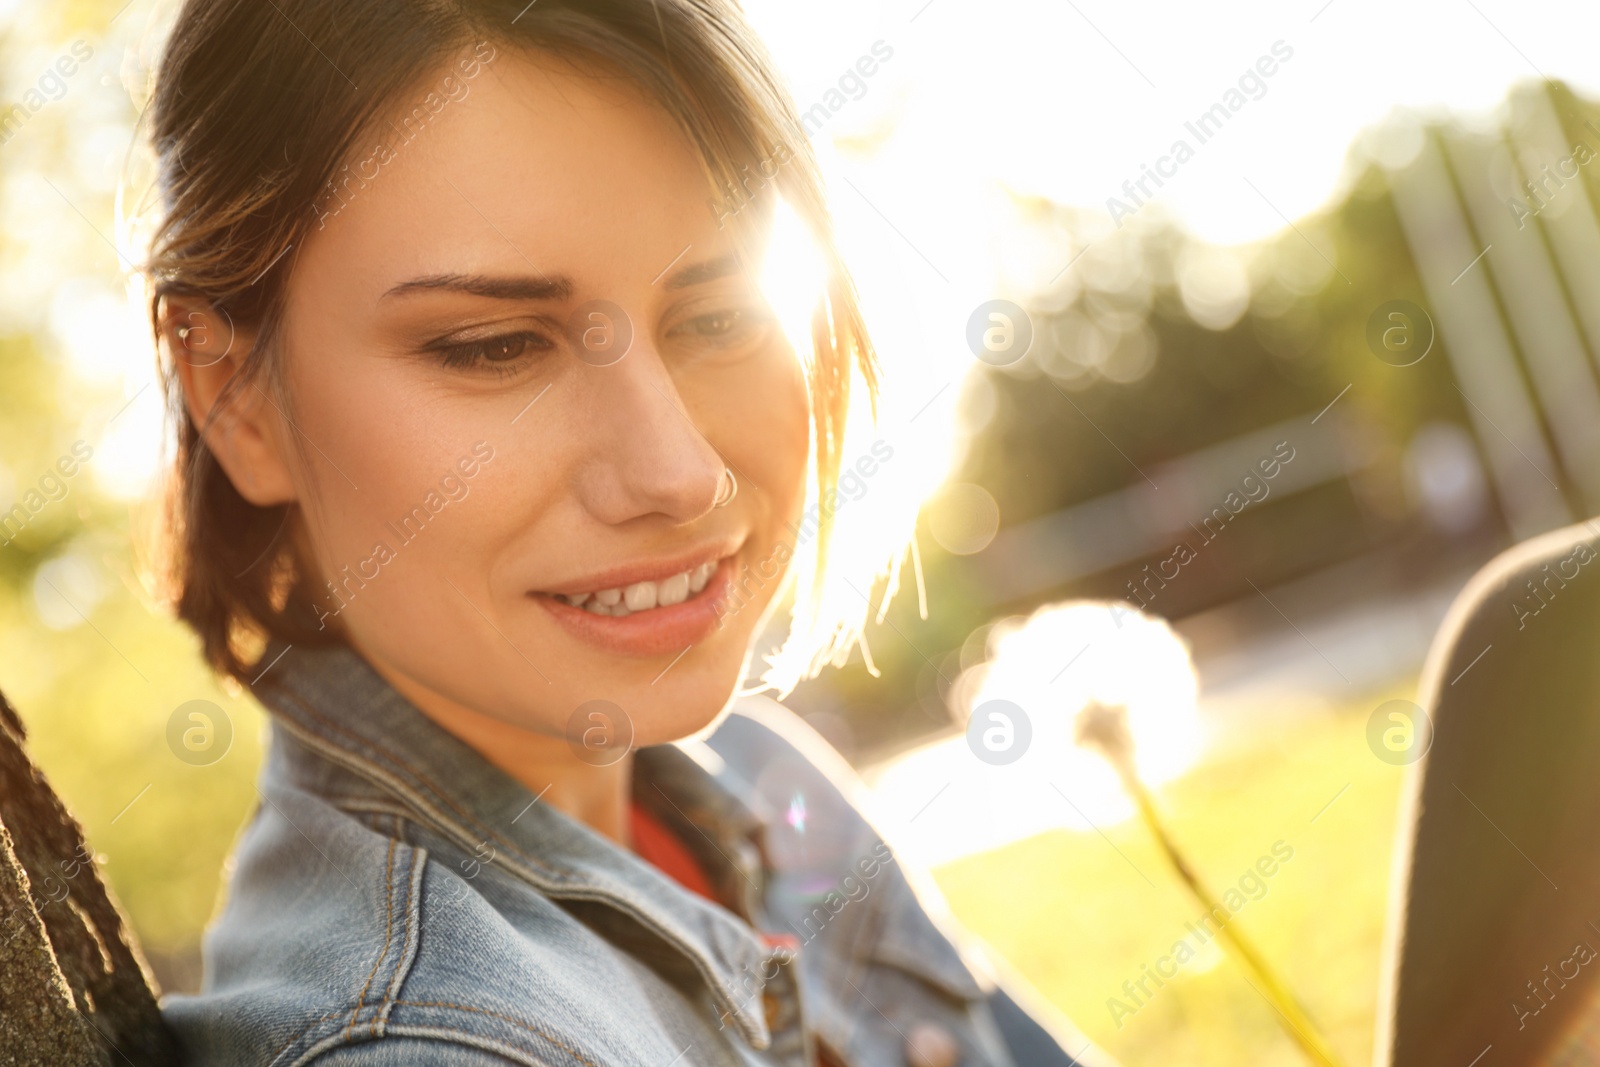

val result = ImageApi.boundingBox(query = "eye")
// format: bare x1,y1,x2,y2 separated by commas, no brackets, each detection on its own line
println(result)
688,310,741,336
429,329,554,372
668,304,774,355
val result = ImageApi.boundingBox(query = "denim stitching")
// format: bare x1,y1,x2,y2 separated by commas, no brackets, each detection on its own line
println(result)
377,844,422,1028
266,1010,345,1066
297,1026,561,1067
271,691,563,879
265,846,426,1062
394,1000,605,1067
344,838,397,1040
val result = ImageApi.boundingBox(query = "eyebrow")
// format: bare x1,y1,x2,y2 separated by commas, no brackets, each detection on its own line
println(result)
381,272,574,302
661,254,743,291
381,254,744,302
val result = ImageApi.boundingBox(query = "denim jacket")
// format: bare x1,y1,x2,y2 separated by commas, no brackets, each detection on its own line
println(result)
161,642,1097,1066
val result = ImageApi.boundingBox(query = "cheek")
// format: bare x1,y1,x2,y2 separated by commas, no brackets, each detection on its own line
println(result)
723,349,811,529
275,340,532,633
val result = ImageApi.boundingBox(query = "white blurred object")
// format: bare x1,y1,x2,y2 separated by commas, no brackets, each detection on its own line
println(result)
1403,421,1489,536
866,600,1205,867
1176,244,1251,331
32,549,105,631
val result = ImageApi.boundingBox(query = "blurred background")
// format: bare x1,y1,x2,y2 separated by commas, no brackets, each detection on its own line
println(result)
5,0,1600,1063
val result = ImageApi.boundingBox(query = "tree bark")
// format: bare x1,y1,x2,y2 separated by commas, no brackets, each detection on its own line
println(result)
0,689,176,1066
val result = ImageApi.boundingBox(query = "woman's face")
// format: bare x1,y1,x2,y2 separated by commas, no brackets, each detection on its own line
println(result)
254,48,811,750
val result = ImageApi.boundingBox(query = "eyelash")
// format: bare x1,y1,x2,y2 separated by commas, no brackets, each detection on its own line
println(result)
679,309,740,335
669,306,772,347
429,329,554,373
423,301,772,374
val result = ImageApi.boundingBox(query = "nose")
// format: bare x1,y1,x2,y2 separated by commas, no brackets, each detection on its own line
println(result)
569,337,727,526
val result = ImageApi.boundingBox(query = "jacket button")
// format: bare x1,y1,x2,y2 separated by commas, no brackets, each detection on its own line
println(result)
904,1021,959,1067
763,991,782,1031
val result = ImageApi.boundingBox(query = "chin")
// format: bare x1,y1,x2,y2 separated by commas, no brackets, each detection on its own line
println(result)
619,665,747,748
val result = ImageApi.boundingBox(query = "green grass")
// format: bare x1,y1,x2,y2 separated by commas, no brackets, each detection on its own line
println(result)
931,695,1409,1067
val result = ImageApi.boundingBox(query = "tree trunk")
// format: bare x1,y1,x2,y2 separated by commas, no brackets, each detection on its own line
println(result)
0,689,176,1066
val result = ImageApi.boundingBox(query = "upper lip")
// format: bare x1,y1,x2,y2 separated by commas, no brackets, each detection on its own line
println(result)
532,537,741,597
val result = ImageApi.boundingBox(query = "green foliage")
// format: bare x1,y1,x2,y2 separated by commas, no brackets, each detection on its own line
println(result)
0,0,268,990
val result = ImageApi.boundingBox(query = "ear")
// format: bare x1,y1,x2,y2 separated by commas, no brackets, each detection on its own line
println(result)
162,297,298,507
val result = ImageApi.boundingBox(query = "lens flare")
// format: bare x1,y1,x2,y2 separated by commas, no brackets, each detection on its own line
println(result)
758,194,828,369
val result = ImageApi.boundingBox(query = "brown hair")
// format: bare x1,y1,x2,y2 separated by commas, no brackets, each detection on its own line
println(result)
141,0,885,687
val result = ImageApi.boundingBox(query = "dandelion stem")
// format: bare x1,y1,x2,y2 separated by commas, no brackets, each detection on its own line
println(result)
1119,766,1345,1067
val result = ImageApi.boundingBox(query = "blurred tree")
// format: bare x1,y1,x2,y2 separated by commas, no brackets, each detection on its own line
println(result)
791,80,1600,759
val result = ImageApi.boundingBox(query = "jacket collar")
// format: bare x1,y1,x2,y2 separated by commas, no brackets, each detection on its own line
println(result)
251,640,778,1049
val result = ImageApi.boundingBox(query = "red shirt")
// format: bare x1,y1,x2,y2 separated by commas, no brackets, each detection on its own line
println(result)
628,803,841,1067
628,801,720,904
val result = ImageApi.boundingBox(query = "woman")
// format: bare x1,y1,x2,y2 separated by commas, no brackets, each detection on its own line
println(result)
146,1,1100,1063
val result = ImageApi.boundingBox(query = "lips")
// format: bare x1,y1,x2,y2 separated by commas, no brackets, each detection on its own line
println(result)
531,551,737,658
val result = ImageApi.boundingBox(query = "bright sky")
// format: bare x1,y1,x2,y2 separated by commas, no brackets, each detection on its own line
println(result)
746,0,1600,252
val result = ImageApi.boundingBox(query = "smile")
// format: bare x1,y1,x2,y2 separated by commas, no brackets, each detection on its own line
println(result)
531,549,739,657
557,561,718,618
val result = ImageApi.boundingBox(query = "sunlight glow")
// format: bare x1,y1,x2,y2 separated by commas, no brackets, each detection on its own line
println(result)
866,601,1205,867
745,0,1600,249
981,601,1204,790
757,194,829,370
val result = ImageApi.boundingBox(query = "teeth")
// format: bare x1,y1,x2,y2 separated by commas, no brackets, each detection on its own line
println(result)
560,560,720,616
688,561,714,593
658,571,689,607
624,580,658,612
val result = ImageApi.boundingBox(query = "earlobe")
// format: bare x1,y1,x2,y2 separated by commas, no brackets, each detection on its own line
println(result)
162,297,298,507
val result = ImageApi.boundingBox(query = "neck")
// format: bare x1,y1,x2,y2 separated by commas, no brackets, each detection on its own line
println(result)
357,649,633,846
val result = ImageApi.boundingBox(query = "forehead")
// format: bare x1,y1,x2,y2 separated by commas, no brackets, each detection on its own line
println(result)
296,47,721,297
